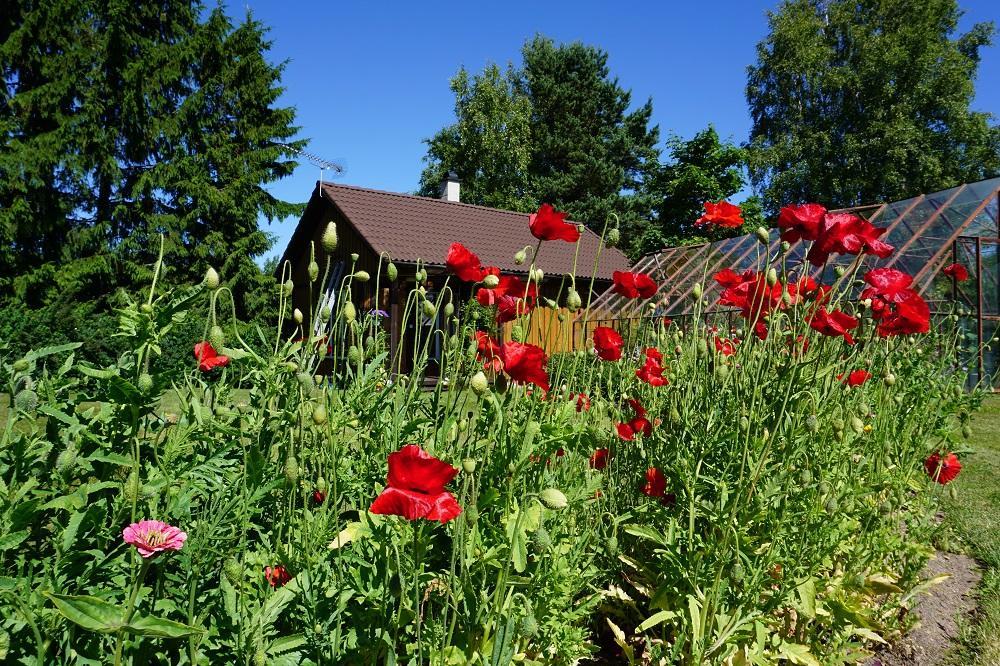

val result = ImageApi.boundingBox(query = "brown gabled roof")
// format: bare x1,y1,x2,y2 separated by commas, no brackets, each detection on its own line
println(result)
284,182,632,280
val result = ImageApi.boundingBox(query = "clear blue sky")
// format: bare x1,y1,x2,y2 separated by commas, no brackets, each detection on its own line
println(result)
227,0,1000,263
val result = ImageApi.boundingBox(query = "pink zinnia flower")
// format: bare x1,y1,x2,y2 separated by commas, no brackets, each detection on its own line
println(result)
122,520,187,558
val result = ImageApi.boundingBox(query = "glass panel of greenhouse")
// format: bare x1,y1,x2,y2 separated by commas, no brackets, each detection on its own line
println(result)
584,177,1000,387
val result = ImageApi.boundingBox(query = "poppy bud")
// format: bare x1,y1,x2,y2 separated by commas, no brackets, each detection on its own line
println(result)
606,227,621,247
558,312,567,322
698,339,709,358
824,497,839,513
850,416,864,434
531,268,544,283
293,308,304,324
762,428,770,440
447,422,459,442
350,252,359,262
755,227,770,244
799,469,812,484
284,455,300,484
140,303,153,314
422,300,436,318
514,249,527,265
539,488,568,510
416,269,427,283
282,279,294,297
386,262,398,281
805,415,818,432
253,649,267,666
884,373,896,386
729,563,745,582
14,389,37,413
342,302,356,323
483,274,500,288
766,268,778,286
533,526,552,550
308,260,320,282
670,407,681,422
692,282,703,300
318,305,331,321
347,345,361,364
297,372,315,390
780,241,791,253
470,371,489,396
444,302,455,317
56,444,78,474
834,266,846,278
12,358,28,372
354,270,370,282
209,325,225,350
312,404,327,425
818,481,832,495
519,613,539,638
832,417,845,431
962,425,972,439
781,290,793,307
543,298,557,309
716,365,730,380
321,222,338,252
566,289,582,311
223,558,243,586
204,266,220,290
739,416,750,432
138,373,154,395
122,472,141,504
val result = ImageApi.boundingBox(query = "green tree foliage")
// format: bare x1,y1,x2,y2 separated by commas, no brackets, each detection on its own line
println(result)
419,36,661,237
0,1,299,319
747,0,1000,213
632,125,758,256
418,64,533,211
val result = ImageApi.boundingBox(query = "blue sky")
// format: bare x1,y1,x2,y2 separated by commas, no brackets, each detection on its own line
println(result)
227,0,1000,263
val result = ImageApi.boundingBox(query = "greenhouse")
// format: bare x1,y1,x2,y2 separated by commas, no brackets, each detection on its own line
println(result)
585,177,1000,387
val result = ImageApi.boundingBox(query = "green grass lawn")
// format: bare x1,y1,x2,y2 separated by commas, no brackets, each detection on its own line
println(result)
943,393,1000,665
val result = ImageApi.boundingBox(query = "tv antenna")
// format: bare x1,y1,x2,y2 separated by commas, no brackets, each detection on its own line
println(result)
271,142,345,187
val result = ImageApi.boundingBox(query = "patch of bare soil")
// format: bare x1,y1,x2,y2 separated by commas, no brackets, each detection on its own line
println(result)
866,551,981,666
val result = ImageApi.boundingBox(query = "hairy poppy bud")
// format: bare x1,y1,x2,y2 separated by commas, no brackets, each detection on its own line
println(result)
530,267,544,283
670,406,681,423
483,274,500,288
319,305,332,321
297,372,314,390
884,373,896,386
422,300,436,318
282,279,294,297
533,526,552,550
716,364,730,380
284,455,300,484
386,262,398,281
514,249,527,265
12,358,28,373
692,282,703,300
312,404,327,425
293,308,303,324
824,497,839,513
253,649,267,666
347,345,361,364
470,371,489,396
308,260,319,282
606,227,621,247
321,222,338,252
799,469,812,484
122,472,141,504
739,416,750,432
209,325,225,350
140,303,153,314
729,563,745,582
805,415,819,432
416,269,427,283
14,389,37,413
223,558,242,586
56,444,78,473
519,613,539,638
342,302,356,323
353,270,370,282
204,266,220,290
818,481,832,496
539,488,567,510
138,373,154,395
566,289,582,311
781,289,793,307
850,416,865,434
444,302,455,317
766,268,778,286
755,227,770,244
542,298,556,309
962,424,972,439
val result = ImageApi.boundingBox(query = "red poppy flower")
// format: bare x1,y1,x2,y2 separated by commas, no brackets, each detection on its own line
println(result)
777,203,826,243
876,291,930,337
500,341,550,391
264,565,292,588
641,467,667,498
593,326,624,361
838,369,872,387
569,392,591,412
861,268,914,304
808,307,859,345
369,445,462,523
495,294,528,324
590,448,611,470
194,341,229,372
612,271,658,299
636,347,667,386
312,490,327,504
924,452,962,485
529,203,579,243
475,330,502,372
942,263,969,282
445,242,487,282
714,336,737,356
696,200,744,228
617,398,653,439
713,267,755,289
807,213,894,266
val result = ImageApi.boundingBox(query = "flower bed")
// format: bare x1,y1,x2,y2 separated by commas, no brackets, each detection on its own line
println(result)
0,201,980,664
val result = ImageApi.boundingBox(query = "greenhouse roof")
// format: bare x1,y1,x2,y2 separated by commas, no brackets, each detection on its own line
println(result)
589,176,1000,320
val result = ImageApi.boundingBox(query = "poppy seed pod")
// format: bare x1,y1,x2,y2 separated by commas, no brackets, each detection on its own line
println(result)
321,222,338,252
606,227,620,247
342,301,356,323
483,274,500,288
209,325,225,350
539,488,568,510
353,270,370,282
204,266,220,290
566,289,582,311
766,268,778,286
755,227,770,244
386,262,398,281
780,241,791,253
308,260,319,282
470,371,489,396
293,308,303,324
350,253,359,262
692,282,703,300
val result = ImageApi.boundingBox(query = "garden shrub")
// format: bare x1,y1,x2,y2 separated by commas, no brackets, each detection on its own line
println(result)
0,206,981,664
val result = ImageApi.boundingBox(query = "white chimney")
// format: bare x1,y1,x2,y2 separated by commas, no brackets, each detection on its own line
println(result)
440,171,460,202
